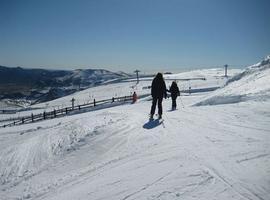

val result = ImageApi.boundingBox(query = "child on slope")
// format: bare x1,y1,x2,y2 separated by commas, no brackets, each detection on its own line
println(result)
167,81,180,110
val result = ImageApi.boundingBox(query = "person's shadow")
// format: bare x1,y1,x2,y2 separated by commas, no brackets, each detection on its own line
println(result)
143,119,162,129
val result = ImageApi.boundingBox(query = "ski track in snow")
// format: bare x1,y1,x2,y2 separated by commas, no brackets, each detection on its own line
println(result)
0,66,270,200
1,100,267,200
10,101,263,199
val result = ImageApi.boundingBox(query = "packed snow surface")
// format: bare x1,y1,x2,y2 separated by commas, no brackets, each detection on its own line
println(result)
0,63,269,200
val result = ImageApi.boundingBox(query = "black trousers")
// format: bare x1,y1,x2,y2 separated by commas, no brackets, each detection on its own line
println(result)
172,96,177,108
151,97,163,116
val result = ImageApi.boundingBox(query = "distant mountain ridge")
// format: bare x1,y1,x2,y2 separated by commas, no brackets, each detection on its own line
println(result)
0,66,130,87
0,65,132,104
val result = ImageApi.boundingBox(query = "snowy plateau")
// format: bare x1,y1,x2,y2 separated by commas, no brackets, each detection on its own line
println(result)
0,57,270,200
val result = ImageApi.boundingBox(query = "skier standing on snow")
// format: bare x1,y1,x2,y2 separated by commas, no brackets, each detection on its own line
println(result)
132,91,138,103
150,73,167,119
167,81,180,110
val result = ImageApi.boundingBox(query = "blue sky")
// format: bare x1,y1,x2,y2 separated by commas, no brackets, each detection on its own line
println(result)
0,0,269,73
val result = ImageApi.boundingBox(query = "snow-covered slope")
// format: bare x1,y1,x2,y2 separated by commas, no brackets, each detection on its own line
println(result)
0,68,241,124
1,97,269,200
30,68,240,109
0,99,30,110
0,65,269,200
195,56,270,106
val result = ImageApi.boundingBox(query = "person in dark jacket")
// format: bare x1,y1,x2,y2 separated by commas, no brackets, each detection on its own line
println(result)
167,81,180,110
150,73,167,119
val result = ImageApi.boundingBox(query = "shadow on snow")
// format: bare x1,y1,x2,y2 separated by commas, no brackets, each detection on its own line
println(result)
143,119,163,129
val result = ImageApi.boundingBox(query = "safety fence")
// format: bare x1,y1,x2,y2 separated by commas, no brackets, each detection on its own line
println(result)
0,95,133,128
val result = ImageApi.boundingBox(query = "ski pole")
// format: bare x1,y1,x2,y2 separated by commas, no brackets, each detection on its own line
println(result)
179,96,185,108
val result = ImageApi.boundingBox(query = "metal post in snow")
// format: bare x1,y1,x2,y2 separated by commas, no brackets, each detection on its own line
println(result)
71,98,75,110
224,64,228,77
134,70,140,84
